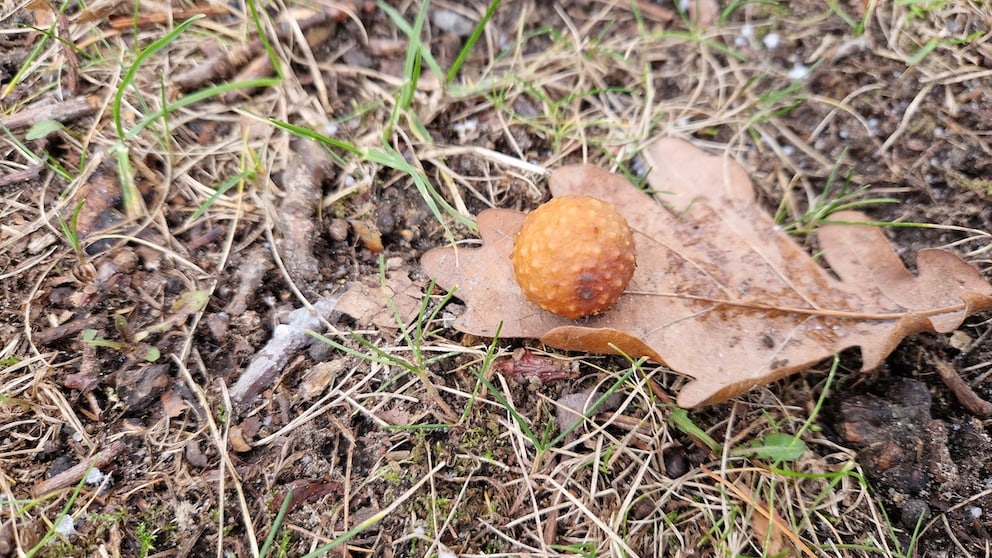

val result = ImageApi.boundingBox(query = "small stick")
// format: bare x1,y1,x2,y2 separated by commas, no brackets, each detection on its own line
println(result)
933,359,992,416
0,162,44,191
107,6,232,29
31,440,126,497
0,95,100,131
36,315,107,345
229,296,341,406
224,246,272,316
171,9,348,92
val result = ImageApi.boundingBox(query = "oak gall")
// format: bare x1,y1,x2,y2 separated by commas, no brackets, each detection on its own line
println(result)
511,195,636,320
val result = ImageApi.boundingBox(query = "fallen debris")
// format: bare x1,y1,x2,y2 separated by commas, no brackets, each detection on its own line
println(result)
32,440,126,497
933,358,992,416
278,140,334,296
229,296,341,406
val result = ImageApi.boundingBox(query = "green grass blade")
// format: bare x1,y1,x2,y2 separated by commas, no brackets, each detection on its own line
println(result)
113,15,205,139
258,488,293,558
446,0,501,84
188,168,256,221
245,0,283,79
126,78,280,141
377,1,443,79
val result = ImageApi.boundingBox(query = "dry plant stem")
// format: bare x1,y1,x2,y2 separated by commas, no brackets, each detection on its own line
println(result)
175,358,258,557
0,162,44,191
278,140,332,296
36,315,105,345
229,296,341,406
171,10,342,92
0,95,100,130
107,6,232,29
56,12,80,94
630,0,676,21
545,475,639,557
933,359,992,416
0,163,45,192
224,246,272,316
31,440,126,497
700,465,817,558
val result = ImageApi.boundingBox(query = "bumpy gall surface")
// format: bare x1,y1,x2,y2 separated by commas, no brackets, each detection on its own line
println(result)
511,195,636,320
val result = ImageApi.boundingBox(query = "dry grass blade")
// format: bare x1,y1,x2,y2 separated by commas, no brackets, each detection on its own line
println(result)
700,465,817,558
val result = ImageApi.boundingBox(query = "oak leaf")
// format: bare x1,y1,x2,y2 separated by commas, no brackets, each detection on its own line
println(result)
421,138,992,407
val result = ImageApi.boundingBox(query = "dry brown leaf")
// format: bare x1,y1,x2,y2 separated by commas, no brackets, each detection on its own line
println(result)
421,138,992,407
751,503,786,556
335,273,425,331
228,427,252,452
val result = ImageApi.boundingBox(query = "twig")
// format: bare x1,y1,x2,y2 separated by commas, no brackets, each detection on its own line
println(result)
278,140,334,297
36,315,106,345
31,440,126,497
171,8,353,92
0,162,44,191
107,6,232,29
0,95,100,131
933,359,992,416
229,296,341,406
224,246,272,316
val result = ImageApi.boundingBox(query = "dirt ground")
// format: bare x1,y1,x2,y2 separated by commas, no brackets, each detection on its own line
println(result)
2,1,992,557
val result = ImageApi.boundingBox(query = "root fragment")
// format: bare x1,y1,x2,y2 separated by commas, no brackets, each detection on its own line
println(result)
933,359,992,417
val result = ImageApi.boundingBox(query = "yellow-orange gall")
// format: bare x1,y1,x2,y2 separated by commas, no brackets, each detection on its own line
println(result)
510,195,636,320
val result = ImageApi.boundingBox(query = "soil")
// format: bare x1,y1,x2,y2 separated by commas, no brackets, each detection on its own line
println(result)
2,1,992,557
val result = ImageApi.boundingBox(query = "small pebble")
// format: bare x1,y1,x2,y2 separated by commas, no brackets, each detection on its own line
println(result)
787,63,809,80
55,515,77,537
452,118,478,142
84,467,105,485
328,218,349,242
949,330,973,351
431,9,474,36
735,24,753,47
762,33,780,49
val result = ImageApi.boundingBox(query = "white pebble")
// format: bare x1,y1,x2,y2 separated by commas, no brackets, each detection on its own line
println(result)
55,515,77,537
84,467,105,485
735,25,753,47
452,118,478,142
432,9,475,37
762,33,780,49
787,63,809,80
